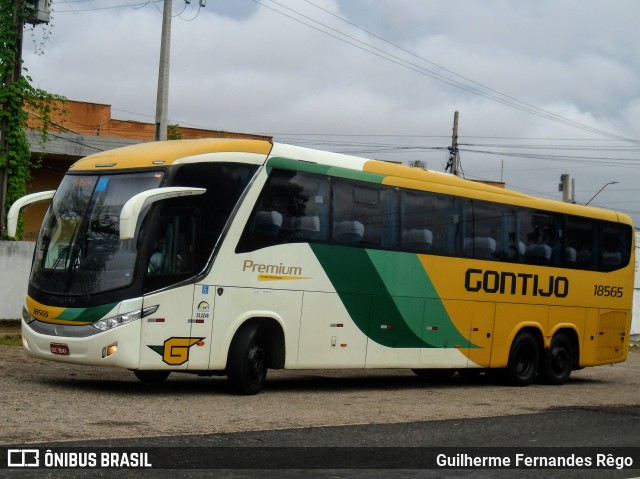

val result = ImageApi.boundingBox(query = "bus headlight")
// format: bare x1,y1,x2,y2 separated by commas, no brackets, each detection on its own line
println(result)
22,306,36,324
92,310,142,332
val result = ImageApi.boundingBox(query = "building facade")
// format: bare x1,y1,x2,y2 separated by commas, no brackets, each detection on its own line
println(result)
22,98,271,239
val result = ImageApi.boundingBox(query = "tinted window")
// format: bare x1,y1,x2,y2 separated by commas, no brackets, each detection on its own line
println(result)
332,181,397,248
237,170,330,252
237,167,632,272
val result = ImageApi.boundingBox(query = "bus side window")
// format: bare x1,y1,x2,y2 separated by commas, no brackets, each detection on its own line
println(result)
172,162,259,270
400,191,432,253
472,201,500,260
498,209,519,262
146,208,197,277
398,190,458,256
252,210,283,237
280,174,330,243
600,222,630,271
331,180,396,248
237,170,330,252
564,216,594,270
521,211,560,266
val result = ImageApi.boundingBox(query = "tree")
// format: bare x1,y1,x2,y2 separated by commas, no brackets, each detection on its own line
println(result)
0,0,63,239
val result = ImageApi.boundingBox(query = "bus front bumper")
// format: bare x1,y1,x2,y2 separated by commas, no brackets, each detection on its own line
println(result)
21,318,142,369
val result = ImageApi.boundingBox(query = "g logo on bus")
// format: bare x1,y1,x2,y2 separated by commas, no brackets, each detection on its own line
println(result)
148,337,203,365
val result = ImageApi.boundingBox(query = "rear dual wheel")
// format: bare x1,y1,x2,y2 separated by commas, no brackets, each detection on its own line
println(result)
505,332,539,386
504,331,574,386
540,332,574,385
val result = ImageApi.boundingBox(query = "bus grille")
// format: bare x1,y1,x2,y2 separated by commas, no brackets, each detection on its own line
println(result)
596,311,628,362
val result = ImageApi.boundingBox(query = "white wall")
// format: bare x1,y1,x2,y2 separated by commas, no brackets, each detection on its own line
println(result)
632,232,640,338
1,236,639,333
0,241,34,319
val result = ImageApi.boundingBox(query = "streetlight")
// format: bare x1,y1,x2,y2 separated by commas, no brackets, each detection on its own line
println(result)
585,181,618,206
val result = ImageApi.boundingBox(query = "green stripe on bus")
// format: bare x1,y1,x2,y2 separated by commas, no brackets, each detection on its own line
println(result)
310,244,475,349
266,157,386,184
366,249,474,348
55,301,119,322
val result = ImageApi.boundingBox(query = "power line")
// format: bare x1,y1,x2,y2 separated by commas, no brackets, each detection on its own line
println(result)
251,0,640,146
57,0,162,12
459,148,640,167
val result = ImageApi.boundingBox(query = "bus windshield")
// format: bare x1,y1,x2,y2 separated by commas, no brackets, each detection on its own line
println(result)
30,172,164,296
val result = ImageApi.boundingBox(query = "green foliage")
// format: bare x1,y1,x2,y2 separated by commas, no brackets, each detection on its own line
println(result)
167,124,184,140
0,0,64,239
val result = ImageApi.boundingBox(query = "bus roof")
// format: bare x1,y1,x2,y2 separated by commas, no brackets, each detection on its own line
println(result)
68,138,632,226
269,142,632,225
364,159,627,223
69,138,273,171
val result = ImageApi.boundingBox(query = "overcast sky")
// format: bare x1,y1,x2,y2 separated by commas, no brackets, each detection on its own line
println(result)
23,0,640,225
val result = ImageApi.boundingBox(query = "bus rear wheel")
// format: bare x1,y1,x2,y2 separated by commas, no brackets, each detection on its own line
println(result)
540,332,574,385
506,331,540,386
227,325,267,395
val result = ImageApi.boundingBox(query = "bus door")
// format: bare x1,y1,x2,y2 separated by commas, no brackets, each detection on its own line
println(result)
140,285,198,371
139,209,212,370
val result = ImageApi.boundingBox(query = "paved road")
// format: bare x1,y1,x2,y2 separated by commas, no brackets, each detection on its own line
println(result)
5,406,640,478
2,344,640,478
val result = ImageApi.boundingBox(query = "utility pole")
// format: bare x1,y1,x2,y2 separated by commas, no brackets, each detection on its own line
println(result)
155,0,173,141
559,174,569,202
446,111,460,176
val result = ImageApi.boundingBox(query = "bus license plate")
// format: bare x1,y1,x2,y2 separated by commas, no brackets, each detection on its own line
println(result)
50,343,69,355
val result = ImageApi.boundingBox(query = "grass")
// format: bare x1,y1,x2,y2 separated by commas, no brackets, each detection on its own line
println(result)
0,320,22,347
0,337,21,347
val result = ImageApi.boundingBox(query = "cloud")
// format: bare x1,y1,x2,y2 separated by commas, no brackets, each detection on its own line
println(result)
20,0,640,223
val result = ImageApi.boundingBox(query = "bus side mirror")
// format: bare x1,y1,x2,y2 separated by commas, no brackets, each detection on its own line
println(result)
119,187,206,240
6,190,56,238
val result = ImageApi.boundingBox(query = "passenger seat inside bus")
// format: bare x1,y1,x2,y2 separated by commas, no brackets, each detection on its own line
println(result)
334,220,364,244
473,236,497,259
564,246,577,265
297,215,321,240
253,210,283,237
602,250,622,268
283,214,322,241
402,228,433,252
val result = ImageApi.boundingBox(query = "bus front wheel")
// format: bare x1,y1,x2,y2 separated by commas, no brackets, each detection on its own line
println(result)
134,370,170,383
227,325,268,395
506,331,540,386
540,332,573,385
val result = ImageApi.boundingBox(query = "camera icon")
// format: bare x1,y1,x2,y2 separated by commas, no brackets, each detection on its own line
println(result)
7,449,40,467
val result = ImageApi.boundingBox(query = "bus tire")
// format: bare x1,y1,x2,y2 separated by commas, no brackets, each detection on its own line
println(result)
540,332,573,385
227,325,267,395
506,331,539,386
134,370,170,383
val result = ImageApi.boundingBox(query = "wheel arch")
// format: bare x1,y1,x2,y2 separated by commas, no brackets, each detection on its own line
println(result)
517,325,545,351
226,316,286,370
491,323,545,368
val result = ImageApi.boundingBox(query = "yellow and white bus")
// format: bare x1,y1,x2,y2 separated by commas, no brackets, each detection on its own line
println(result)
8,138,634,394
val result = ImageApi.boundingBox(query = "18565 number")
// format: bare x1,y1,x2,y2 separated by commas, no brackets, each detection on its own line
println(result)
593,285,624,297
